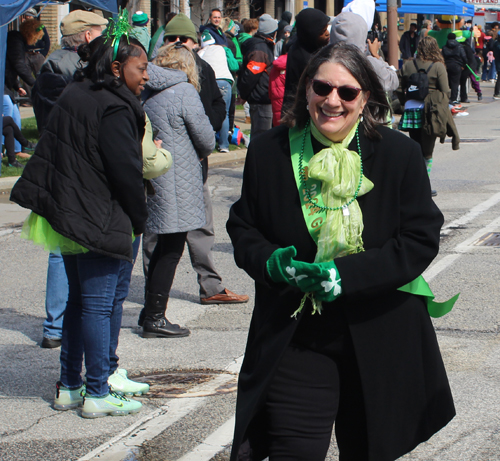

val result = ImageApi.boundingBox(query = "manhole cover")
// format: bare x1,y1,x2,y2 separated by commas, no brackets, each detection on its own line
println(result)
444,138,494,143
136,370,238,399
473,232,500,247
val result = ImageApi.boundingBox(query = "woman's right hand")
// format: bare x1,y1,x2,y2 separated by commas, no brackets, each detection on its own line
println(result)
154,139,162,149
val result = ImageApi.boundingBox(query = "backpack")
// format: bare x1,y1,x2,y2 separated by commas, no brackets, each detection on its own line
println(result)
406,60,434,101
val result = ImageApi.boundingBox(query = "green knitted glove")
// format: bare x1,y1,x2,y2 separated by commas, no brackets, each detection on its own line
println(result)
267,246,303,287
288,260,342,302
267,247,342,302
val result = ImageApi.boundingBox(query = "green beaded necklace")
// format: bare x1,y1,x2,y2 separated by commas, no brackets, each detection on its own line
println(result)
299,119,363,214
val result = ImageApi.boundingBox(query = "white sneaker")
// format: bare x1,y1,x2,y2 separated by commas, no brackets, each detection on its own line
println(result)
108,368,150,396
218,148,229,153
81,390,142,418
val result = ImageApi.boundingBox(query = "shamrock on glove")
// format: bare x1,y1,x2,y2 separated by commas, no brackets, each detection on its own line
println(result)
267,246,343,302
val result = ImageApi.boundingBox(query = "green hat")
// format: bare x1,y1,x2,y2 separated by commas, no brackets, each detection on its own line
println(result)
453,29,469,43
164,13,198,43
132,11,149,26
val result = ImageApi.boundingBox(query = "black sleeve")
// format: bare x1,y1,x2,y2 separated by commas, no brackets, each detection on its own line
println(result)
227,139,281,286
98,106,148,235
7,33,35,87
199,62,226,132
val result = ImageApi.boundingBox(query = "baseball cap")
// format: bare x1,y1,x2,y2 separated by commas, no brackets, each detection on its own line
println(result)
60,10,108,36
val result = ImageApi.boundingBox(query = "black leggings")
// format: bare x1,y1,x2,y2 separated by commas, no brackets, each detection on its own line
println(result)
408,128,437,160
263,336,369,460
2,116,28,163
147,232,187,297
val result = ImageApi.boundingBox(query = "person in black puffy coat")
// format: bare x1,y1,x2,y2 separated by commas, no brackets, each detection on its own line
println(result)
11,34,150,418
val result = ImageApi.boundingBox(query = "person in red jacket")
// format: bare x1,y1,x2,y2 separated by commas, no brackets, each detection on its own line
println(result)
268,53,287,126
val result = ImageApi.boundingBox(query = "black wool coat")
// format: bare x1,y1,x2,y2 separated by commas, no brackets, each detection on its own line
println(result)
226,124,455,461
11,77,147,262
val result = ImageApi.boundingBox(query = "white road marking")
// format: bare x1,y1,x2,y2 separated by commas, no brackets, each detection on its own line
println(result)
440,191,500,236
79,357,243,461
177,416,235,461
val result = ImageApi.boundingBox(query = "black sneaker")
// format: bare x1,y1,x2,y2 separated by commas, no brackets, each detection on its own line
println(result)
493,94,500,100
41,337,62,348
431,190,437,197
9,160,24,169
24,141,37,152
478,93,483,101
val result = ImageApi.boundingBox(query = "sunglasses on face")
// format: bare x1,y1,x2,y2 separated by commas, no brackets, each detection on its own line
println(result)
311,79,363,102
166,36,190,43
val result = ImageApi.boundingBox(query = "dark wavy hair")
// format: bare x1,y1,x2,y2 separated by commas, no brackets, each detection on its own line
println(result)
74,35,146,89
281,43,390,141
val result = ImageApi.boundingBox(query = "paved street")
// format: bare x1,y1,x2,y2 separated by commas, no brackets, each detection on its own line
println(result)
2,85,500,461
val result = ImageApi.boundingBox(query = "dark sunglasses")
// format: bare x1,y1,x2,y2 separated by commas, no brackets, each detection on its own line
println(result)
166,35,190,43
311,79,362,102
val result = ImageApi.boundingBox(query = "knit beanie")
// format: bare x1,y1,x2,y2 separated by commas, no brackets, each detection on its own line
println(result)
201,30,216,47
258,14,278,35
132,11,149,26
164,12,198,43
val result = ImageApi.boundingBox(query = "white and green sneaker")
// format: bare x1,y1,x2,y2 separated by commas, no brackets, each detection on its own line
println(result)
108,368,150,397
81,390,142,418
54,381,85,410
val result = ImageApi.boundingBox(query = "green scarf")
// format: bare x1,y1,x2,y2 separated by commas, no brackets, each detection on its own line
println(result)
289,119,458,318
308,120,373,262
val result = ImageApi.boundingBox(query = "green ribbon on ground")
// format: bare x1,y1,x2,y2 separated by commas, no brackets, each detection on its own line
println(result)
398,275,459,318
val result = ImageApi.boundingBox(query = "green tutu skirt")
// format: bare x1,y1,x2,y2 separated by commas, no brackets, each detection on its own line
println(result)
21,212,88,255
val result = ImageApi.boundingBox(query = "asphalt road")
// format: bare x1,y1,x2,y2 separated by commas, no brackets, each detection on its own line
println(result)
2,83,500,461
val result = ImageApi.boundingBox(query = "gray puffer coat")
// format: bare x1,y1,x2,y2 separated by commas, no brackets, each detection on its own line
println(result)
143,64,215,234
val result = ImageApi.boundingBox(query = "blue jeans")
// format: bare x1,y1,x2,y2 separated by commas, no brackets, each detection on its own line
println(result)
43,253,69,340
482,61,497,81
217,80,232,150
60,239,140,396
2,95,21,152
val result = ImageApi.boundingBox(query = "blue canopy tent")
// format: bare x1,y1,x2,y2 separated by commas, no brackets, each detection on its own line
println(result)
0,0,117,148
343,0,474,16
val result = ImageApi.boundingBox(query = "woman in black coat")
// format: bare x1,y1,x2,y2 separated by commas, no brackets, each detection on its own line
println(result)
227,44,455,460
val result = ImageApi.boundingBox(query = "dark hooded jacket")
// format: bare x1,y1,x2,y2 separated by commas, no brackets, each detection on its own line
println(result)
282,8,330,116
442,39,467,69
238,32,275,104
276,11,293,43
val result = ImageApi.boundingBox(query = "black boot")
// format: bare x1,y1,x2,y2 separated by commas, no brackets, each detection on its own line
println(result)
142,293,190,338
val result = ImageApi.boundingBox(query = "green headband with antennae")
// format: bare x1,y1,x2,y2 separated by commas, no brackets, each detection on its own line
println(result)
104,8,133,61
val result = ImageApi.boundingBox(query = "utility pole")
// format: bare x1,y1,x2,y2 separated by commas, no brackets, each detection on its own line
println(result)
387,0,399,68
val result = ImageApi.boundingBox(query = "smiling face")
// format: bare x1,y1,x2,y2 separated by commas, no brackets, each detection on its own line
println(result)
306,61,369,143
210,10,222,27
113,48,149,96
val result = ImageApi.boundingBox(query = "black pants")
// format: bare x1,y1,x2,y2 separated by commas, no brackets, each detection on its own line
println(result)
2,115,27,163
447,63,462,103
408,128,437,159
263,334,369,460
228,93,236,132
147,232,187,297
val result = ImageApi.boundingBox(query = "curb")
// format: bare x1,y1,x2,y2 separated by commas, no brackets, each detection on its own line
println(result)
0,176,19,193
